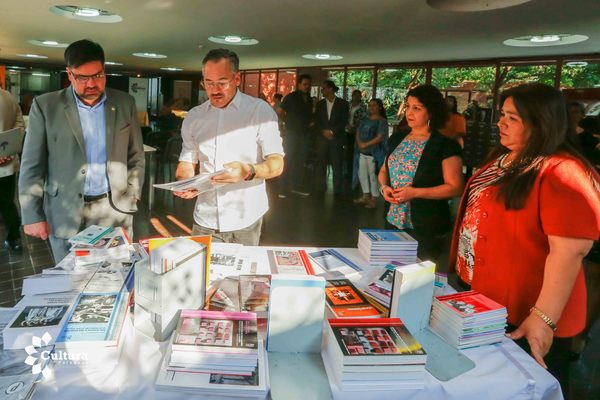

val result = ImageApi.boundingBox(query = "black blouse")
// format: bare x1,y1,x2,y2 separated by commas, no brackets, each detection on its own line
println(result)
385,129,463,236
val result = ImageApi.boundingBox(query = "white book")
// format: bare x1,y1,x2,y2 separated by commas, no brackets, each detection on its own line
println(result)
21,274,74,296
150,237,203,274
2,293,77,350
267,275,325,353
389,261,436,334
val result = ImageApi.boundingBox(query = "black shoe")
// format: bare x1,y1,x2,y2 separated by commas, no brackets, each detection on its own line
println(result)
5,238,22,252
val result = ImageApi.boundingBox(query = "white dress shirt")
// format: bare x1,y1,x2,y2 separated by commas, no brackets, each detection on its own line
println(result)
179,90,284,232
326,98,335,120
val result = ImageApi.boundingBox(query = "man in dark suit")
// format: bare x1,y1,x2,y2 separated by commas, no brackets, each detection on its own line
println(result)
19,39,145,262
315,80,349,196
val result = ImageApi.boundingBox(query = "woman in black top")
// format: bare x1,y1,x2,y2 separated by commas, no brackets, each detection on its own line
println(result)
378,85,464,269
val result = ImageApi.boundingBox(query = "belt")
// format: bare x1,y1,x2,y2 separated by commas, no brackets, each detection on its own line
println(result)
83,192,110,202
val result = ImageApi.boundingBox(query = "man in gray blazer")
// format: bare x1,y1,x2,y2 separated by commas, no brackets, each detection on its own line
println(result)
19,39,145,262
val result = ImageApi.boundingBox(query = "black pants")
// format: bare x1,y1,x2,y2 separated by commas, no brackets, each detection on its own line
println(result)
0,174,20,241
279,133,309,193
315,136,344,194
384,221,449,271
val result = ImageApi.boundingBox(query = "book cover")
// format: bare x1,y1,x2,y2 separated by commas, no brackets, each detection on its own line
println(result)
359,229,417,244
173,310,258,353
308,249,362,273
325,279,380,318
239,275,270,315
267,249,314,275
329,318,426,360
436,291,506,317
69,225,113,245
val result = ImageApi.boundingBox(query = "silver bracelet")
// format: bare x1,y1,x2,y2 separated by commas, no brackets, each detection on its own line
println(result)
379,185,388,196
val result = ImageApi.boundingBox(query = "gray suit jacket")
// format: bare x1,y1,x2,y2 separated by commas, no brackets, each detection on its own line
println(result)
18,87,145,239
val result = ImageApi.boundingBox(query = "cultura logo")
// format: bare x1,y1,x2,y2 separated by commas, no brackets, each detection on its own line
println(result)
24,332,52,379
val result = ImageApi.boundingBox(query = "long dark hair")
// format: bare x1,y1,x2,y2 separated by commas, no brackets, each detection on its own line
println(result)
489,83,599,209
406,85,447,131
370,98,387,119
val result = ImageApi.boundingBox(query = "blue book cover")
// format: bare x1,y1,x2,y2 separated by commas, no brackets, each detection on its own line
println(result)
360,229,416,244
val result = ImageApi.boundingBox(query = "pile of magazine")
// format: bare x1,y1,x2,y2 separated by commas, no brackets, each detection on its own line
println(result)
155,310,269,398
322,317,427,392
69,225,133,267
429,291,507,349
357,229,418,267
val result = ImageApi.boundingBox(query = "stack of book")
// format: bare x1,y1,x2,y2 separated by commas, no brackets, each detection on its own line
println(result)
363,265,395,307
322,318,427,392
155,310,269,398
69,226,132,266
429,291,508,349
357,229,418,267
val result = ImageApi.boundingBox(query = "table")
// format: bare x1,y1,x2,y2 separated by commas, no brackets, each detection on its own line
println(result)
28,246,562,400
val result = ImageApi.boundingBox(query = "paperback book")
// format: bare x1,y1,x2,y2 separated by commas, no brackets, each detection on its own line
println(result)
267,249,314,275
325,279,381,318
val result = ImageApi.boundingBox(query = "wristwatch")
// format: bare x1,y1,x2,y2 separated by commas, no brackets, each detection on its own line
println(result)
245,164,256,181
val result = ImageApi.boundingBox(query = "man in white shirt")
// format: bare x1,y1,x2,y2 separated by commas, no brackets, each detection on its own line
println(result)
174,49,284,245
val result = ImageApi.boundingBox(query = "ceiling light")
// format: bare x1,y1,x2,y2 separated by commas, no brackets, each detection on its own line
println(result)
49,5,122,23
29,39,69,48
8,66,26,70
427,0,531,11
107,73,123,76
160,67,184,71
504,34,588,47
208,36,259,46
17,54,48,59
105,61,123,66
302,54,343,61
74,7,100,17
530,35,560,43
133,52,167,59
565,61,588,68
32,73,51,77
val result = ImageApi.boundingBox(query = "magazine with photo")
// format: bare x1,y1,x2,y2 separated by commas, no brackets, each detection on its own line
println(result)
267,249,314,275
325,279,381,318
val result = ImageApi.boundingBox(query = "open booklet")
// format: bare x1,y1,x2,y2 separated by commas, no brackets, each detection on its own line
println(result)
153,168,232,192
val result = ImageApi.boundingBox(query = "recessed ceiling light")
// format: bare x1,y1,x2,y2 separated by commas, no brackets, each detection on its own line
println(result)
160,67,184,71
565,61,589,68
504,34,588,47
427,0,531,11
49,5,122,23
29,39,69,48
208,36,259,45
107,73,123,76
302,54,343,61
105,61,123,66
133,52,167,59
8,66,26,70
17,54,48,59
32,73,51,77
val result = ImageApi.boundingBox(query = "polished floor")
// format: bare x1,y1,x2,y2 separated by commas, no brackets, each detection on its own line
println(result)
0,180,598,399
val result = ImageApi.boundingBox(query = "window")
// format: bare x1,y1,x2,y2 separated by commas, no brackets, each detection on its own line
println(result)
376,68,425,120
560,61,600,89
345,68,374,102
260,70,277,104
243,71,259,97
499,64,556,91
432,66,496,113
277,70,296,98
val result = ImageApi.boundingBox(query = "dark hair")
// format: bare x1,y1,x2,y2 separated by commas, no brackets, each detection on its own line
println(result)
490,83,598,209
352,89,362,97
202,48,239,72
446,95,459,114
406,85,447,131
369,98,387,119
273,93,283,101
323,79,339,93
64,39,104,68
297,74,312,84
568,101,585,115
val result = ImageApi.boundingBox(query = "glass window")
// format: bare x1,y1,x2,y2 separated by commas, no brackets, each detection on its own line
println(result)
375,68,425,120
243,72,259,97
260,70,277,104
499,64,557,91
277,70,296,98
432,66,496,113
345,68,374,102
322,68,345,99
560,61,600,89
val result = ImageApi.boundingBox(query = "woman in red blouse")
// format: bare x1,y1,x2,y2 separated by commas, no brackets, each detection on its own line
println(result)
450,83,600,388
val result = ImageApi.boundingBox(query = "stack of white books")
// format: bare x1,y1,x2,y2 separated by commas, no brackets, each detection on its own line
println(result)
69,226,133,267
357,229,418,267
155,310,269,398
322,317,427,392
429,290,507,349
150,237,204,274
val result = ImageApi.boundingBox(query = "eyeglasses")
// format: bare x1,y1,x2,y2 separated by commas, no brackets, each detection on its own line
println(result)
68,69,106,83
203,79,233,90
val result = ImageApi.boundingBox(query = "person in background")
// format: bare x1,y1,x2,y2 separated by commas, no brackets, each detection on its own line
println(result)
174,48,284,246
378,85,463,268
0,88,25,251
272,93,284,134
451,84,600,395
19,39,145,262
345,89,368,191
440,95,467,147
277,75,313,197
315,80,349,196
353,98,387,209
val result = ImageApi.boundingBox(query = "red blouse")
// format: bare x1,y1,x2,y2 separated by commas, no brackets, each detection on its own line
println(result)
450,153,600,337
